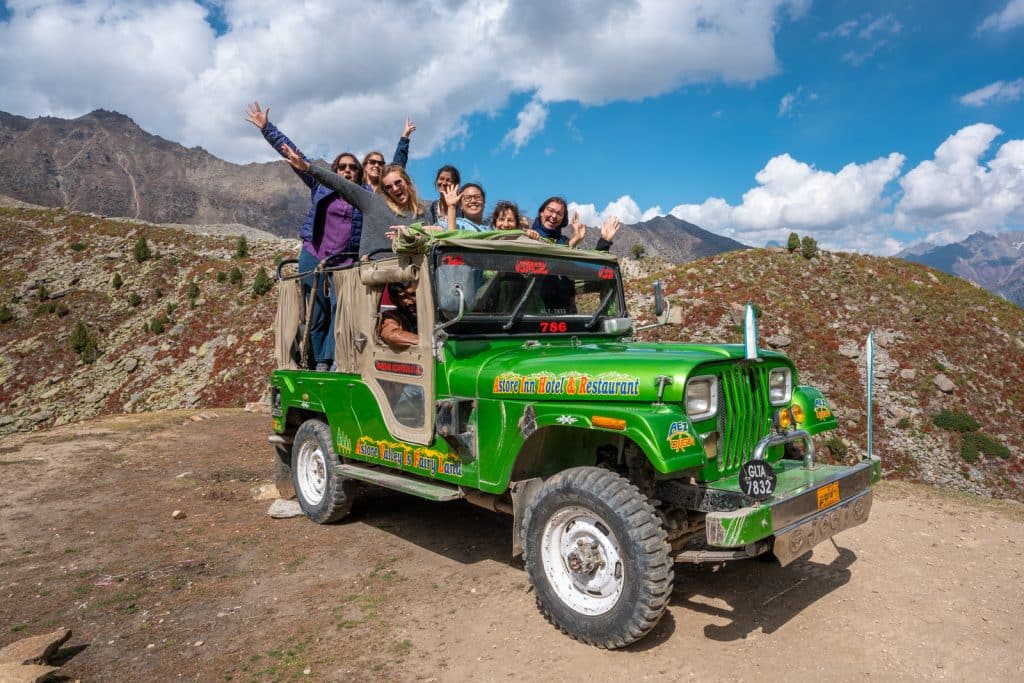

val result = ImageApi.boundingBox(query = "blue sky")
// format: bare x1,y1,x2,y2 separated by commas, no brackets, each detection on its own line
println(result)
1,0,1022,253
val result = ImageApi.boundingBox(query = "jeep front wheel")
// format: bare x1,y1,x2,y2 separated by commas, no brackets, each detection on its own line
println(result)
291,419,355,524
521,466,674,648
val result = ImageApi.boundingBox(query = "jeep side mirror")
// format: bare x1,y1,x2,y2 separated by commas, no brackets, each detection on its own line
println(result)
636,280,671,332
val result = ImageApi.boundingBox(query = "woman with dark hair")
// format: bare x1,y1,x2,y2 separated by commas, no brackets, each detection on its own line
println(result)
245,100,372,371
427,165,463,225
531,196,622,250
363,117,416,192
491,200,540,238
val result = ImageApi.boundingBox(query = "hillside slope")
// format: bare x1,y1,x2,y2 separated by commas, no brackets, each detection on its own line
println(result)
2,208,1022,500
900,230,1024,307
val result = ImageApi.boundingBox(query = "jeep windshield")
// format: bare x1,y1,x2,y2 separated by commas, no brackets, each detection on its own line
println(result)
431,246,627,337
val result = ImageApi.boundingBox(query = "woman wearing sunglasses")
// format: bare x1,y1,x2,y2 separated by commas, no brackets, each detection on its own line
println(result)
363,117,416,192
246,101,384,371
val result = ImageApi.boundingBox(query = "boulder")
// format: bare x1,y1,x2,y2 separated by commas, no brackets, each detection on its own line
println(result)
267,499,304,519
0,663,60,682
933,374,956,393
0,627,71,665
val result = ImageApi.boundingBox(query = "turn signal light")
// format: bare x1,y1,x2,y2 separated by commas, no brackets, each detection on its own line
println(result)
592,416,627,430
774,408,792,431
791,403,805,424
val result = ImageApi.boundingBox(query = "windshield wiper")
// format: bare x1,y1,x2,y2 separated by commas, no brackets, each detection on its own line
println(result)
502,276,538,331
585,289,617,330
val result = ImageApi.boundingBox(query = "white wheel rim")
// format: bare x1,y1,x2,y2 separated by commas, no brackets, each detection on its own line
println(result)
540,505,624,616
297,439,327,505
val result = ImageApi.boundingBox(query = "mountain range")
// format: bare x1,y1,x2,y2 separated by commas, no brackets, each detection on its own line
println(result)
900,231,1024,307
0,109,747,263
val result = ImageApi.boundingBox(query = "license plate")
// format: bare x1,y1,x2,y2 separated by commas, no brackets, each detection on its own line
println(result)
816,481,840,510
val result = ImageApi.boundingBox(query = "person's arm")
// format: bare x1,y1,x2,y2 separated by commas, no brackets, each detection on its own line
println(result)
442,184,461,231
380,313,419,348
594,216,622,252
245,101,315,189
391,117,416,167
282,144,378,216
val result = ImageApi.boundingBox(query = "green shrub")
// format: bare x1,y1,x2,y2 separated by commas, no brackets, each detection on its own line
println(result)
111,273,123,290
166,302,178,315
34,302,57,316
70,241,88,251
0,306,14,324
133,237,152,263
961,432,1010,461
128,292,141,307
70,321,99,363
216,271,227,283
897,417,911,429
630,243,645,259
933,409,979,433
251,267,273,296
154,287,164,299
823,436,848,459
57,304,69,318
229,267,243,287
150,315,169,334
801,235,818,259
37,284,49,301
235,235,249,259
187,280,200,300
787,232,800,253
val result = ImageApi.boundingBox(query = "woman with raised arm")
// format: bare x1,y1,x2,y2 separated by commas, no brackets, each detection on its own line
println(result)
363,117,416,192
245,100,368,371
426,165,463,225
530,196,623,250
280,145,427,258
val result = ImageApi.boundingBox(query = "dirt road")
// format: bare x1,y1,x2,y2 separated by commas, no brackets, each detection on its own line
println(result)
1,410,1022,681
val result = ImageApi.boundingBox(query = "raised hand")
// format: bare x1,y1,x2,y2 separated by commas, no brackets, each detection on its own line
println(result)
244,101,269,130
441,183,462,209
600,216,622,243
280,143,309,172
568,211,586,248
402,117,417,138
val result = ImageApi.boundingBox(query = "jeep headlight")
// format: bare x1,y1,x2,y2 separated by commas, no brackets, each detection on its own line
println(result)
768,367,792,406
685,375,718,421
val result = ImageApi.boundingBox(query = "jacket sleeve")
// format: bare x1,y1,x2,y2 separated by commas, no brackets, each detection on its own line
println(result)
379,314,419,349
595,238,612,252
391,136,410,168
261,121,315,190
308,163,375,214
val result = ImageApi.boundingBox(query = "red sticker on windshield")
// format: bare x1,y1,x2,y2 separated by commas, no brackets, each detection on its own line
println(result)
515,259,549,275
598,267,615,280
442,255,465,266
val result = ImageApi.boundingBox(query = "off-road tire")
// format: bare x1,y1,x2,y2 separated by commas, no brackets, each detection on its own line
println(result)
521,466,674,648
291,419,355,523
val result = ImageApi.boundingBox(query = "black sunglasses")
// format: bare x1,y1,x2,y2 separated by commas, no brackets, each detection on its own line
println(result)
337,162,360,171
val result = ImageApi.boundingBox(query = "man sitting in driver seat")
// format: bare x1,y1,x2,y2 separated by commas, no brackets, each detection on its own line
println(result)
380,281,418,350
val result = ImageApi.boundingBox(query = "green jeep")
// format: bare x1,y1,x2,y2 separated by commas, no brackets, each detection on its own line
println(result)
268,233,880,648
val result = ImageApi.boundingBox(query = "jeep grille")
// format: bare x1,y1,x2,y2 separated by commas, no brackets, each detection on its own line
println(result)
717,364,773,472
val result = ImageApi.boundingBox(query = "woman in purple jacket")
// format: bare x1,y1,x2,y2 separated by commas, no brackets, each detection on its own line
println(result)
245,101,413,370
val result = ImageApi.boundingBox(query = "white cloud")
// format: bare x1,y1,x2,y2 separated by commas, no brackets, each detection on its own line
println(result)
502,98,548,153
669,152,905,252
570,196,661,226
959,78,1024,106
858,14,901,39
778,92,797,116
0,0,807,162
819,19,859,39
977,0,1024,32
897,124,1024,243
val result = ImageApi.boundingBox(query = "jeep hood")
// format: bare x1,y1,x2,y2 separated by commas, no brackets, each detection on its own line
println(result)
445,341,790,402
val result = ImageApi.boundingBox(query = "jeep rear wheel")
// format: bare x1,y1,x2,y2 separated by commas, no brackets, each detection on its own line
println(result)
291,419,355,524
521,467,674,648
